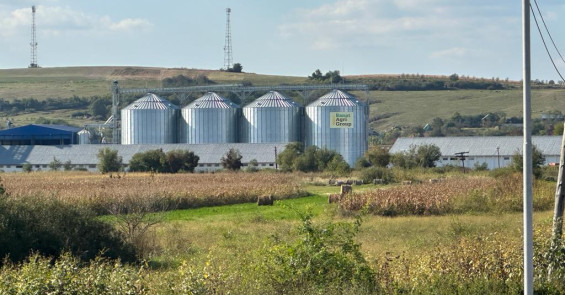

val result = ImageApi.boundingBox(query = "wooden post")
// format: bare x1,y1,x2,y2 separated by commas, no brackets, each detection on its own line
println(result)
552,122,565,240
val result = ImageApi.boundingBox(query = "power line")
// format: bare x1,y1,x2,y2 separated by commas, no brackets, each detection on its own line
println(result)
533,0,565,67
529,2,565,82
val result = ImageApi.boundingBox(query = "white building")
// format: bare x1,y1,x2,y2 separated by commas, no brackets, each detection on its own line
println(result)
0,143,286,173
389,136,561,170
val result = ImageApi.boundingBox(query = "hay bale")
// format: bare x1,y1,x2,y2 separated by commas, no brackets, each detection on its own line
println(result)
346,179,354,185
373,179,383,185
257,194,274,206
328,193,341,204
328,179,336,185
341,185,352,195
429,178,439,183
354,180,364,185
402,180,412,185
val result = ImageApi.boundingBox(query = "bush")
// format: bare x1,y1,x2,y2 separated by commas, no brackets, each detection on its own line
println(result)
97,148,123,173
221,148,243,171
129,149,166,172
259,212,378,293
163,149,199,173
360,166,395,184
0,197,136,264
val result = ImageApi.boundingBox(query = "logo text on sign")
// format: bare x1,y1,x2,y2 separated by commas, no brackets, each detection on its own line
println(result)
330,112,354,128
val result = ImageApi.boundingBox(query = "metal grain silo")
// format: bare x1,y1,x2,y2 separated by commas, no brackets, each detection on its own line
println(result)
305,89,368,166
180,92,239,144
78,129,90,144
241,91,301,143
121,93,179,144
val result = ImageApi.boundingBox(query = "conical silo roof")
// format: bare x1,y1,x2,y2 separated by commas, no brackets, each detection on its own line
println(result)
244,91,301,108
307,89,363,107
185,92,238,109
123,93,179,110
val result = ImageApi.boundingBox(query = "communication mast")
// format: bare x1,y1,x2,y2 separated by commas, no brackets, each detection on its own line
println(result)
29,5,39,68
223,8,233,70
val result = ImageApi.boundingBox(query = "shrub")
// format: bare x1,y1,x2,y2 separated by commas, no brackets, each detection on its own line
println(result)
129,149,166,172
259,212,378,293
0,197,136,264
163,149,199,173
221,148,243,171
97,148,122,173
360,166,395,184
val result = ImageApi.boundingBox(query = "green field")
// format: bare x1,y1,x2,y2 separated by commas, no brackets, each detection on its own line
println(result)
1,66,565,133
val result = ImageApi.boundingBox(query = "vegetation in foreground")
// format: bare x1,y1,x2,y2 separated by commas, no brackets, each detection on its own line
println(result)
0,169,564,293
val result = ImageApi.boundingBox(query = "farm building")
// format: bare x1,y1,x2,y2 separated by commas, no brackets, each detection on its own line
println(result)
0,143,285,173
389,136,562,170
0,124,81,145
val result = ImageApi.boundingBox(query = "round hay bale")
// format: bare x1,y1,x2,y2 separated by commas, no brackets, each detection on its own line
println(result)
257,194,274,206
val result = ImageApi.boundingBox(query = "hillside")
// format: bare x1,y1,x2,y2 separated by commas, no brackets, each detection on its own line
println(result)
1,66,564,135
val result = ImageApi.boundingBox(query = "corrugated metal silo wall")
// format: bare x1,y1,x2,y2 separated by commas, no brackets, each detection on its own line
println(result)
241,106,302,143
180,108,238,144
305,104,368,166
121,108,178,144
78,131,90,144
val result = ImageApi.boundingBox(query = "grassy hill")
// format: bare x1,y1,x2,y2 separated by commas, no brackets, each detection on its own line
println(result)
1,66,564,133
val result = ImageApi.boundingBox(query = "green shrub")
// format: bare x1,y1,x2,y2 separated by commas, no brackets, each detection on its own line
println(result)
97,148,123,173
0,197,136,264
259,212,378,293
360,166,395,184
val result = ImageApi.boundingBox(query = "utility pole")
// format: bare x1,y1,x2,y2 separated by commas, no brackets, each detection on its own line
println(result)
522,0,534,293
455,151,469,173
497,147,501,169
274,146,278,170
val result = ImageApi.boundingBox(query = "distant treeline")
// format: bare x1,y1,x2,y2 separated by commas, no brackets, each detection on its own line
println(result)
0,96,98,115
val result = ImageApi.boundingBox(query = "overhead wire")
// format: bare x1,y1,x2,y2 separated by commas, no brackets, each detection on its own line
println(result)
533,0,565,67
529,1,565,82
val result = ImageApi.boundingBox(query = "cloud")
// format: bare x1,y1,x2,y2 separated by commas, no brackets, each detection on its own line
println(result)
279,0,518,51
0,5,153,37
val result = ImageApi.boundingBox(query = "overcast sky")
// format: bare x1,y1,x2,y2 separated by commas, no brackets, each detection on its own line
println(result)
1,0,564,81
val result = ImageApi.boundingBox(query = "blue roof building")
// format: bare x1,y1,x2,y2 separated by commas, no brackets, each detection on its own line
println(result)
0,124,81,145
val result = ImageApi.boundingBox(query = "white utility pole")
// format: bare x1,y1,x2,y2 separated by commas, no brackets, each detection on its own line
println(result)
522,0,534,294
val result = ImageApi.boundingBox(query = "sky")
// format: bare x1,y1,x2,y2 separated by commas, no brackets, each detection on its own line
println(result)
1,0,565,81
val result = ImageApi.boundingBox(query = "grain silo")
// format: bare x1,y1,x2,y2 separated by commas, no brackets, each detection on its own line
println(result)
180,92,239,144
121,93,179,144
78,129,90,144
305,89,368,166
241,91,302,143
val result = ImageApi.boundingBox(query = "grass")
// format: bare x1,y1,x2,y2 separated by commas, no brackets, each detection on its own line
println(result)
2,66,565,133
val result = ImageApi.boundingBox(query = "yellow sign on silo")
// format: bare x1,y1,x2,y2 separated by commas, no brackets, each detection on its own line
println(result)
330,112,354,128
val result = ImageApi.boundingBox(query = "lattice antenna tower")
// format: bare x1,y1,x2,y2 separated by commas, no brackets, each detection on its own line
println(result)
223,8,233,70
29,5,38,68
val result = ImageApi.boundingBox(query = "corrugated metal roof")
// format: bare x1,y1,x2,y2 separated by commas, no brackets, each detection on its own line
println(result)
307,89,364,107
123,93,179,110
184,92,239,109
244,91,301,108
389,136,562,157
0,124,81,136
0,143,287,165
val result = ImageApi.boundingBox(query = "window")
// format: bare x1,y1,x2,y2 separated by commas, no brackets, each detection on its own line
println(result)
442,158,448,161
504,157,510,160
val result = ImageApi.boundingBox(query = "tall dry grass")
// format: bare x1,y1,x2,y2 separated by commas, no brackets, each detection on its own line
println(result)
0,172,305,214
340,174,554,216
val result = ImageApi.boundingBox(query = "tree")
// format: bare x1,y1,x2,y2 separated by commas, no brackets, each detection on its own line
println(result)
63,160,72,171
365,146,390,168
49,157,62,171
164,149,199,173
97,148,123,173
277,142,304,172
309,69,324,80
228,63,243,73
221,148,243,171
89,98,110,119
22,163,32,173
511,145,546,179
129,149,166,172
415,144,442,168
